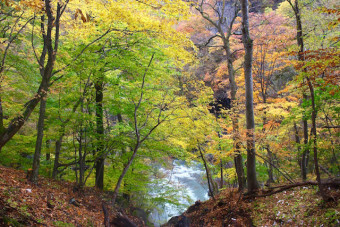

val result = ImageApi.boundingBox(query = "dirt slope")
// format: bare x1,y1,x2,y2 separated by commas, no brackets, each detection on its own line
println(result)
0,166,144,226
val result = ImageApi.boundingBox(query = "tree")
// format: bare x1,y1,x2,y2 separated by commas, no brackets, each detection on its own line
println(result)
285,0,339,199
240,0,259,193
251,11,294,184
195,0,246,191
111,52,178,204
30,0,69,183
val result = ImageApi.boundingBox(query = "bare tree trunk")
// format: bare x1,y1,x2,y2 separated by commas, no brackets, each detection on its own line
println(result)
52,135,62,179
293,122,306,180
225,15,245,192
262,110,274,184
227,43,245,190
306,78,325,199
266,147,274,183
220,159,224,188
241,0,259,193
78,127,84,186
0,95,4,140
302,110,309,181
199,145,215,199
95,75,105,190
30,96,47,182
46,139,51,161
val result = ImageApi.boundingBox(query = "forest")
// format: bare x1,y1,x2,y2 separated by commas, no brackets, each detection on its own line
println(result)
0,0,339,226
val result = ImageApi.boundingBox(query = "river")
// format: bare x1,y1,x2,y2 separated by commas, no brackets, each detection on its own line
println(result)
148,160,209,226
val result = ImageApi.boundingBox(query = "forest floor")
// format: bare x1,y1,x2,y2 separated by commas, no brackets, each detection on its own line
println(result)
166,184,340,227
1,165,340,226
0,166,145,227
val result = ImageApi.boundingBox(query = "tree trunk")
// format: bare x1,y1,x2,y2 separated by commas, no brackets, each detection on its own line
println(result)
0,86,44,148
95,76,104,190
220,159,224,189
294,122,306,180
46,140,51,161
288,0,326,198
306,78,325,199
302,117,308,180
112,144,140,205
199,146,215,199
52,135,63,179
197,1,244,191
29,0,62,183
0,94,4,138
262,108,274,184
266,147,274,183
302,106,309,181
289,0,309,181
241,0,259,193
78,127,84,186
0,0,64,150
30,94,47,183
225,35,245,192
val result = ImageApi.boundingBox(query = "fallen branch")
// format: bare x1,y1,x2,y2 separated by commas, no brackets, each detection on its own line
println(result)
244,178,340,199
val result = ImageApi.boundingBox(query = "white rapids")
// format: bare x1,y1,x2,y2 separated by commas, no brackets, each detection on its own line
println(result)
148,160,209,226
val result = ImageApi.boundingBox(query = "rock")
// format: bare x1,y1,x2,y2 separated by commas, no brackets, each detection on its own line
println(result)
111,212,137,227
166,214,190,227
69,198,80,207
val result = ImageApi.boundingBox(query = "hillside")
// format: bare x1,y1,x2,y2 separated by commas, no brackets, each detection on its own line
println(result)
2,166,339,227
0,166,145,227
164,185,340,226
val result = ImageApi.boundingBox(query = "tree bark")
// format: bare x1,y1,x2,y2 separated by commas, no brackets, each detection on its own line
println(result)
293,122,306,180
306,78,325,199
199,145,215,199
30,0,62,183
95,75,105,190
30,95,47,182
226,42,245,191
302,107,309,181
220,159,224,189
52,135,63,179
0,85,45,148
224,3,245,192
241,0,259,193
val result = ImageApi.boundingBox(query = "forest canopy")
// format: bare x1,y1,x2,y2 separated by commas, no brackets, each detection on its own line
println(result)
0,0,339,226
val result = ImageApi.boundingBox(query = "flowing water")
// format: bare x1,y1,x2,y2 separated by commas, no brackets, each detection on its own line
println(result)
148,160,209,226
